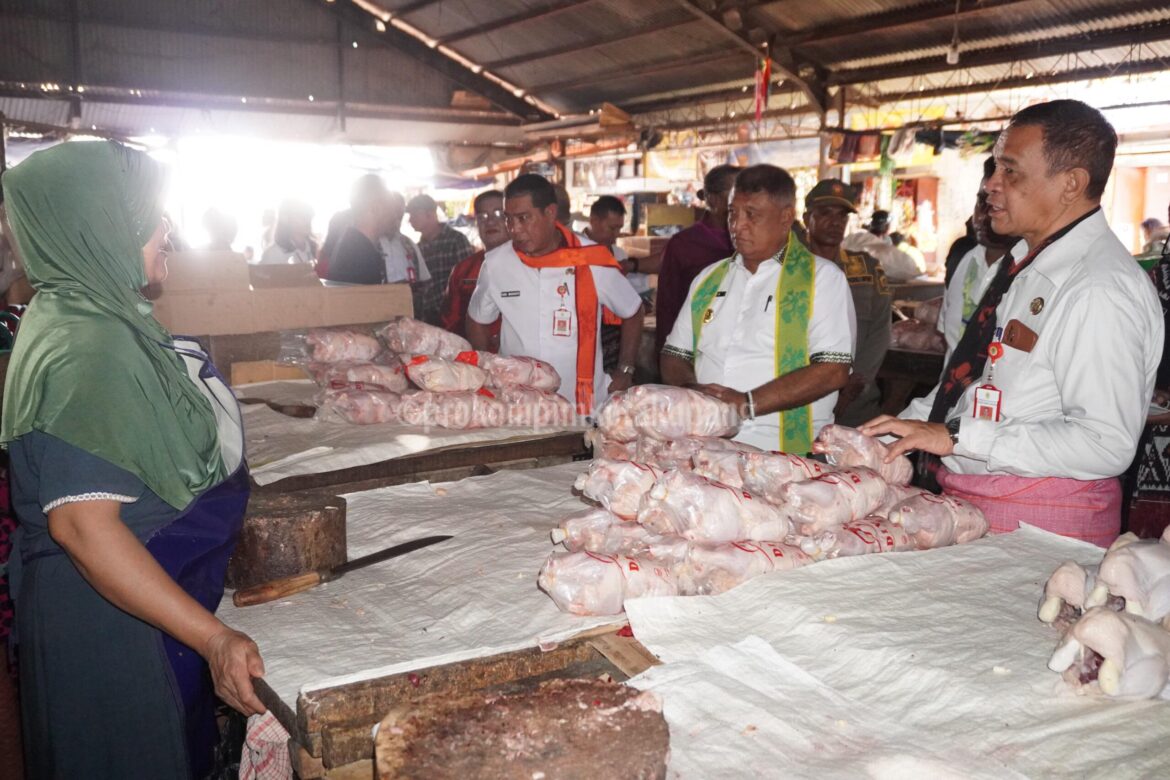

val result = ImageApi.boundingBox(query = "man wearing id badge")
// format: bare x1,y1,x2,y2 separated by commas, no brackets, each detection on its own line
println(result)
862,100,1163,547
466,174,644,415
660,164,856,453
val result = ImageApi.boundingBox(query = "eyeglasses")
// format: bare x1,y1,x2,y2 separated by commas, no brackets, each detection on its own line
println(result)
476,209,506,222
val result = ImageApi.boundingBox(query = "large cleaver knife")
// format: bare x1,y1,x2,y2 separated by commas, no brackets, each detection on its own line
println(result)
232,534,452,607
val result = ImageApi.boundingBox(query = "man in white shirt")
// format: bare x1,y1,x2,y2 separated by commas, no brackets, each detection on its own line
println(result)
661,164,856,453
936,157,1018,360
862,99,1163,546
467,174,644,415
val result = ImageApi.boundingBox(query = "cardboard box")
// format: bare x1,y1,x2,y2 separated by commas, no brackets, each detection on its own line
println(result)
248,264,322,288
165,251,251,291
320,285,413,327
230,360,309,386
152,290,255,336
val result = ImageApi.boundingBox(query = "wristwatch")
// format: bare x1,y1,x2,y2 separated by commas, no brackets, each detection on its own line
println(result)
945,417,961,446
617,364,636,376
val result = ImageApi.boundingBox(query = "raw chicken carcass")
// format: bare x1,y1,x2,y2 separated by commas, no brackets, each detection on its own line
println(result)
378,317,472,360
890,319,946,353
876,483,927,516
885,492,989,549
676,541,812,596
574,459,664,519
1049,607,1170,699
318,388,401,424
1039,561,1103,629
691,450,746,488
405,356,487,393
306,329,382,363
319,361,409,393
813,424,913,486
551,508,674,559
636,470,792,543
494,386,576,428
739,451,834,504
625,384,741,441
1085,528,1170,622
397,391,503,429
538,551,679,616
798,517,916,560
594,391,638,442
637,435,758,473
583,429,635,461
780,467,889,534
477,353,561,393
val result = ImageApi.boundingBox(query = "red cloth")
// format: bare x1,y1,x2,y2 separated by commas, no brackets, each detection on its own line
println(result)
937,467,1122,548
654,220,735,354
441,248,500,345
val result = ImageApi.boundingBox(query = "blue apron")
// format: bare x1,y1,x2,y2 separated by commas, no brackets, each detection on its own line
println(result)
145,338,249,779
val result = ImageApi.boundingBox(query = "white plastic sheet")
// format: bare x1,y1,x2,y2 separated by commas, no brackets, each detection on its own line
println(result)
236,381,583,485
626,525,1170,778
218,463,615,706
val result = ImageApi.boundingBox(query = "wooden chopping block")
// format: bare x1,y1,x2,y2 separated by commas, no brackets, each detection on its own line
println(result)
226,492,347,590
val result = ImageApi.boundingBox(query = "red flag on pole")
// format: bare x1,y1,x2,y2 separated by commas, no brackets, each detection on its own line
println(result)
754,57,772,122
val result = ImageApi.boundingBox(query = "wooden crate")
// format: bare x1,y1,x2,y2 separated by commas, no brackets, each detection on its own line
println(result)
261,624,658,778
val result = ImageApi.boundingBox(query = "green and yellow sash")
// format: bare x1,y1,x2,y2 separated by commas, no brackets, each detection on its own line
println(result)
689,230,816,453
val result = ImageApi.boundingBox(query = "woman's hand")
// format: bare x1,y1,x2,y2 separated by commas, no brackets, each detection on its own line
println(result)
205,627,267,716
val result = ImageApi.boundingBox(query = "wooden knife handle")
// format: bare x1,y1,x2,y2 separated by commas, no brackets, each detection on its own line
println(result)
233,571,322,607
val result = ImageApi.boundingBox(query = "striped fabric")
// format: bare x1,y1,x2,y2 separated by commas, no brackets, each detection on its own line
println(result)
937,467,1122,548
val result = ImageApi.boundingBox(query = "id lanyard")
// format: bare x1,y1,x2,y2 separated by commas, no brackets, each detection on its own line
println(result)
972,334,1004,421
553,278,573,337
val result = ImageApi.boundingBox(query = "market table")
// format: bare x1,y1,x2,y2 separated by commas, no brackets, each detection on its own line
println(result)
221,462,1170,779
877,346,944,414
236,380,589,493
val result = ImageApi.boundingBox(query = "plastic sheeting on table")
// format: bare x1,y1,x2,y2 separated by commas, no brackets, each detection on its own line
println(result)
217,463,616,706
236,381,584,486
625,525,1170,779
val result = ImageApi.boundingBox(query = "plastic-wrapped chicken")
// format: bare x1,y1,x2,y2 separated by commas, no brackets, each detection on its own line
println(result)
625,384,740,441
476,353,561,393
780,467,889,534
378,317,472,360
1039,560,1104,629
573,459,664,519
876,483,926,516
885,492,989,549
636,470,792,544
305,329,382,363
594,390,638,442
1049,607,1170,699
638,436,759,472
676,541,812,596
319,361,409,393
397,391,504,429
405,355,487,393
798,518,916,560
494,386,575,428
691,450,746,488
584,428,636,461
318,388,401,424
813,424,913,486
550,507,679,560
538,551,679,616
739,451,834,504
1085,528,1170,622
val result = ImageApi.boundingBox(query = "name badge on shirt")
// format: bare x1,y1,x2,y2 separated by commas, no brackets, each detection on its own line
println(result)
406,265,417,283
972,384,1002,421
552,306,573,337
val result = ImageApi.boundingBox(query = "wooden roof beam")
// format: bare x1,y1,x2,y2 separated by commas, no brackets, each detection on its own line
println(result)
672,0,828,113
437,0,600,46
829,18,1170,86
784,0,1040,48
527,48,744,94
483,15,699,70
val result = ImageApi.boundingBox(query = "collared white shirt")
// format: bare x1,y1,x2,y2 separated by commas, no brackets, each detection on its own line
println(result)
467,238,643,412
843,230,925,282
901,209,1163,480
664,252,857,450
381,234,431,284
938,244,1003,361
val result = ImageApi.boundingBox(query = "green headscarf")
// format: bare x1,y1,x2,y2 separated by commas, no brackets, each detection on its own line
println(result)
1,141,227,509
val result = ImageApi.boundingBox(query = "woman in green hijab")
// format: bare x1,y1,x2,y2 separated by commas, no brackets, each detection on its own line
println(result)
2,141,266,779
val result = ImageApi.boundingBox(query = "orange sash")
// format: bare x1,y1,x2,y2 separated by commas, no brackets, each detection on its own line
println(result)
514,225,621,413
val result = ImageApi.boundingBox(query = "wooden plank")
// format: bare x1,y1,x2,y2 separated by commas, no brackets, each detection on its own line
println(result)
588,632,661,678
252,431,590,494
295,622,628,767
